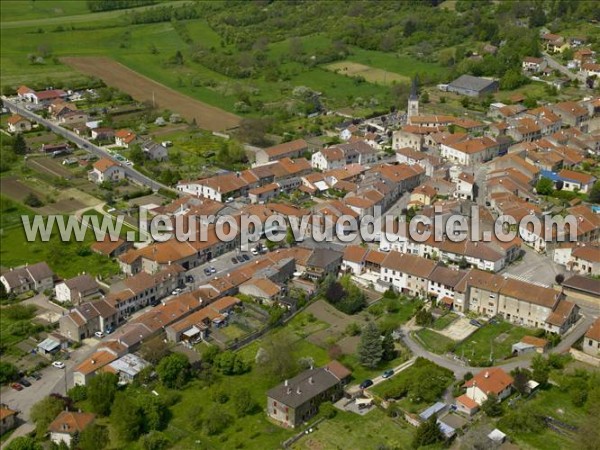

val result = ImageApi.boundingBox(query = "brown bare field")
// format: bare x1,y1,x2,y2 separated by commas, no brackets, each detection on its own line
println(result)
325,61,409,85
0,177,43,203
26,157,73,179
62,56,241,132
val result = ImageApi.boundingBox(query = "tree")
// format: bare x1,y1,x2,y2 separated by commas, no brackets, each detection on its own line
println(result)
536,177,554,195
202,344,220,365
78,423,109,450
589,181,600,203
214,350,250,376
24,193,43,208
204,406,232,435
415,309,434,326
512,368,530,395
555,274,565,285
0,361,19,384
88,372,118,416
140,431,171,450
381,331,397,361
531,355,550,385
4,437,41,450
358,322,383,368
481,393,503,417
129,144,145,165
156,353,191,388
257,334,297,380
140,336,171,365
30,396,63,437
110,393,143,441
285,226,296,247
412,416,444,448
232,387,258,417
12,134,27,155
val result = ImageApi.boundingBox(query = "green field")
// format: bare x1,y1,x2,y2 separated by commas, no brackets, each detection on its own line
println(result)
292,408,416,450
453,320,537,365
0,4,451,118
0,196,119,278
432,313,459,330
414,328,455,355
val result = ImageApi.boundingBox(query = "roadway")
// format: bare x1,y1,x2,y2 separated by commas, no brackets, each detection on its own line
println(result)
3,97,175,193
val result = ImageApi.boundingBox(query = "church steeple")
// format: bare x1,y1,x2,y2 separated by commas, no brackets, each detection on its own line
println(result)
407,76,419,119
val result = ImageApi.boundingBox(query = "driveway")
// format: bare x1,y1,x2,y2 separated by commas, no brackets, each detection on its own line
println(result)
0,341,98,448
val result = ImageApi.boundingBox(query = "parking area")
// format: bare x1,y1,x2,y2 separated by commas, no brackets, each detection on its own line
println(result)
436,317,479,341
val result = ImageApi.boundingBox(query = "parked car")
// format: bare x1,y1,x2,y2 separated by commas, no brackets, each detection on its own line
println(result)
203,268,211,276
105,326,114,335
237,255,245,263
231,257,238,264
52,361,66,369
359,379,373,389
30,372,42,381
382,369,394,379
469,319,482,327
251,248,259,256
10,383,23,391
171,288,182,296
242,254,250,261
19,378,31,387
94,331,105,338
185,275,194,283
210,267,217,274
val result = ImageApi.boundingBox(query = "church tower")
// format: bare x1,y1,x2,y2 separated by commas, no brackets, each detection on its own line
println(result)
407,76,419,119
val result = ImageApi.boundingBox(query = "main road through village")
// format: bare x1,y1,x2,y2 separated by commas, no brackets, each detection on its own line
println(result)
3,97,174,193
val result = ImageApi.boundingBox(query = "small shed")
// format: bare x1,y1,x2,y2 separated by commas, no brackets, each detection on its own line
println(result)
419,402,447,421
488,428,507,443
37,337,61,355
511,342,536,356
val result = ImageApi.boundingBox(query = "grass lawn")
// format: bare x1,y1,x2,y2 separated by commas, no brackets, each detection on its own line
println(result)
453,320,537,365
510,386,587,450
432,312,459,330
414,328,455,354
292,408,415,450
370,296,423,331
0,196,119,278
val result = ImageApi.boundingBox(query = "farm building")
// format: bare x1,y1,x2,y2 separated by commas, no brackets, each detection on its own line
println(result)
446,75,499,97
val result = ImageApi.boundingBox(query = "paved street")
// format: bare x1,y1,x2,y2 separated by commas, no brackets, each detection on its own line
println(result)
3,98,175,193
501,246,565,287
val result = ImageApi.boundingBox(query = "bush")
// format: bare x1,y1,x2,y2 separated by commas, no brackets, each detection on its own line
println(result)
67,385,88,402
320,401,337,419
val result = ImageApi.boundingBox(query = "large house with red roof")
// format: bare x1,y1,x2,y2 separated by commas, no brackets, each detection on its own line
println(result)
456,367,513,416
88,158,125,183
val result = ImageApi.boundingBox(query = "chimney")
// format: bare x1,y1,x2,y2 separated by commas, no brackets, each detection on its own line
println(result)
484,371,490,378
309,376,314,385
284,379,288,386
91,359,96,365
287,387,292,395
296,387,302,395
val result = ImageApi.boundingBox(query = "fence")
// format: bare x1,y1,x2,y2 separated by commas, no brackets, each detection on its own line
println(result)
281,417,326,448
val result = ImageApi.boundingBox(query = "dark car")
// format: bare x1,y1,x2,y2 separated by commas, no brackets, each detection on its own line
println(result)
382,369,394,379
469,319,482,327
359,379,373,389
236,255,245,263
185,275,194,283
203,268,211,276
19,378,31,387
231,257,238,264
242,254,250,261
30,372,42,381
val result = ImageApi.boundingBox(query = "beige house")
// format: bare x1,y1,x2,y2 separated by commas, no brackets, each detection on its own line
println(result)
0,262,54,294
0,406,18,436
583,318,600,357
48,411,95,447
7,114,32,133
88,158,125,184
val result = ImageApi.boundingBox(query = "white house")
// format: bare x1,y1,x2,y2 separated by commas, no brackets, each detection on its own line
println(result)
55,274,100,304
441,137,500,166
454,172,475,200
311,147,346,171
88,158,125,184
7,114,32,133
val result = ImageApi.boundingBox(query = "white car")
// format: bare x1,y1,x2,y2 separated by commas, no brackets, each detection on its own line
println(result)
52,361,65,369
94,331,105,338
251,248,259,256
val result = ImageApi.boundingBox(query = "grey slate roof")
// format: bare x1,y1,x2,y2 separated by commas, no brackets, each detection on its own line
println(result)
267,367,340,408
449,75,497,92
